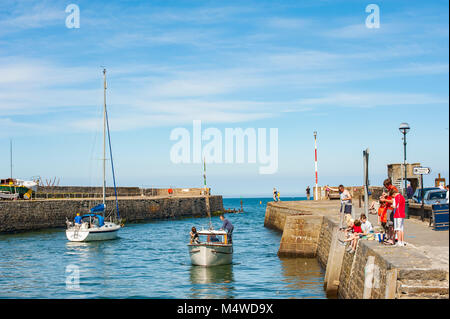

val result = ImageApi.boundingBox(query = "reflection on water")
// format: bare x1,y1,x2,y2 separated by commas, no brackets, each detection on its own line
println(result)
279,258,325,298
0,197,326,298
189,265,235,299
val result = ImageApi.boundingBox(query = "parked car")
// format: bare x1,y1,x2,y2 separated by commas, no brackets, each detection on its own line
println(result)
424,190,448,205
412,188,447,205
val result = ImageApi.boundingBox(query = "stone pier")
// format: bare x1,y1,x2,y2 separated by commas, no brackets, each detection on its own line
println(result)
264,200,449,299
0,195,223,233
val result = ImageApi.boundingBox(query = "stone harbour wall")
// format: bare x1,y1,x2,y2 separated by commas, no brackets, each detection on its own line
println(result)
264,201,449,299
278,215,323,258
34,186,209,198
0,195,223,233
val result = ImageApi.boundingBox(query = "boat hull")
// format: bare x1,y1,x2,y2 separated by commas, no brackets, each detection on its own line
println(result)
66,222,120,242
0,185,31,198
188,244,233,266
0,192,19,200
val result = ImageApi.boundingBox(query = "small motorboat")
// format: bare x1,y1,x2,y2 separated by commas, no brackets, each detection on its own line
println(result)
188,229,233,267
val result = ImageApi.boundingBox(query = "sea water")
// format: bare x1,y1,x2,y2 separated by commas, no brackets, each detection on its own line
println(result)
0,197,325,298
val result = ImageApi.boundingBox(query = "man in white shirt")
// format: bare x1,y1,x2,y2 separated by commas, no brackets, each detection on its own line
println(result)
337,185,352,229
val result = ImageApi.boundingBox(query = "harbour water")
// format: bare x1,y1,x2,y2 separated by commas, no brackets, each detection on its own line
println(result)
0,197,326,299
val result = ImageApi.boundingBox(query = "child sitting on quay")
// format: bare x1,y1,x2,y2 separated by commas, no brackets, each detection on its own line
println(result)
339,218,363,254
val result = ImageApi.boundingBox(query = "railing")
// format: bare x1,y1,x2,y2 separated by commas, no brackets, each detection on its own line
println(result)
32,193,142,199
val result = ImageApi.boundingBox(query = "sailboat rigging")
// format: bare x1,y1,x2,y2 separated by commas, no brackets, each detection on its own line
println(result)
65,68,121,242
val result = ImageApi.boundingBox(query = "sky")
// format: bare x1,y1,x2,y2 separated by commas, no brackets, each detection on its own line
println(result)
0,0,448,197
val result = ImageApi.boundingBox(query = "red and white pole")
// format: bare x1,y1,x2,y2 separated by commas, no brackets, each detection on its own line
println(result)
314,131,318,200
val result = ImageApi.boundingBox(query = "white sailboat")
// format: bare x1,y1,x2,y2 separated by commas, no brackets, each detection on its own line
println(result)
66,69,122,242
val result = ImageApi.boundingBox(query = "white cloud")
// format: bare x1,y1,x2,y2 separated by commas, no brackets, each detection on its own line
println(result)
0,3,63,35
295,92,449,109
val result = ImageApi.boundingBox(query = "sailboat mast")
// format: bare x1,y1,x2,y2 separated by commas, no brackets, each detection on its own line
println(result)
10,139,12,179
102,69,107,207
203,156,207,192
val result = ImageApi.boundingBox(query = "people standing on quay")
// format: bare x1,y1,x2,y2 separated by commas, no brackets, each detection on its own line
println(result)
273,188,278,202
406,182,414,200
328,185,353,229
383,188,406,246
379,178,397,245
306,186,311,200
383,178,398,194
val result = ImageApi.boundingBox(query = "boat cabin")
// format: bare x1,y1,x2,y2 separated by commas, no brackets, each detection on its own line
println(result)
190,229,230,245
0,178,15,185
79,214,105,227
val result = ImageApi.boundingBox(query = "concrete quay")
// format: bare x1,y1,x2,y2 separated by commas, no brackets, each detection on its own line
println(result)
0,195,223,234
264,200,449,299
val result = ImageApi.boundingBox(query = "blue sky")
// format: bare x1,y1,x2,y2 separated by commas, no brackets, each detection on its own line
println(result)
0,0,448,197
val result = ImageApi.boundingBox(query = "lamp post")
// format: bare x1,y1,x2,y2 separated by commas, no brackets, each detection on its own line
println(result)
399,123,410,219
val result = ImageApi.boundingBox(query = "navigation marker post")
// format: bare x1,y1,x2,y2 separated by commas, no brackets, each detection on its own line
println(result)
314,131,318,201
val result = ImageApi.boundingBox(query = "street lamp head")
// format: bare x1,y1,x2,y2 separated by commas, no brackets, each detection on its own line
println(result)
399,122,410,135
313,131,317,137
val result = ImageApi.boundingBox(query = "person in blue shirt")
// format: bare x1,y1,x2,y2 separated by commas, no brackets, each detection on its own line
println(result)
219,215,234,243
74,213,82,224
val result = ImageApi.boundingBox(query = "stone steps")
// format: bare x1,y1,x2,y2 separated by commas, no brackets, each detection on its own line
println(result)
397,268,448,281
397,279,449,299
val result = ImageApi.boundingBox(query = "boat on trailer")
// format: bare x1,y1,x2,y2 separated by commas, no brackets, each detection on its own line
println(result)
188,229,233,267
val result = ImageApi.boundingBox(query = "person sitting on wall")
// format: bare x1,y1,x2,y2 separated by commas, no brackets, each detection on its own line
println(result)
360,214,374,239
339,219,363,254
369,199,380,215
343,217,354,238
